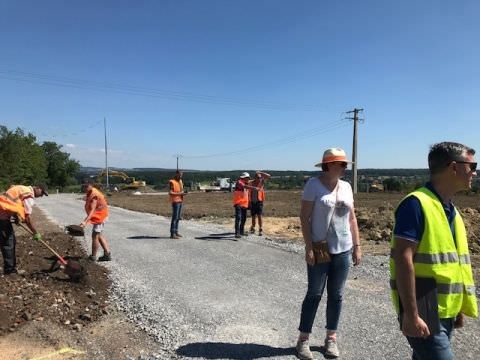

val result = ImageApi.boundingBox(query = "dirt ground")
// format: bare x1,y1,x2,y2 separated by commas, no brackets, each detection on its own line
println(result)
0,209,159,360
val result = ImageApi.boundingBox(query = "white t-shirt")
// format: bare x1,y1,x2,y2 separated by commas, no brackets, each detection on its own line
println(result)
302,177,354,254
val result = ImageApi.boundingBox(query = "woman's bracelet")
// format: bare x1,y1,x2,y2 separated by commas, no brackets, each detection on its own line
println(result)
354,244,361,247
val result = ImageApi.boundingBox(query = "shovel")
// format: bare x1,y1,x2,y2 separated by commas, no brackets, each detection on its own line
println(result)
16,222,85,281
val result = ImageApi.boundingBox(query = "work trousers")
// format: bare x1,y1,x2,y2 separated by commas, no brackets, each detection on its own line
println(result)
234,205,247,235
298,250,351,333
0,220,17,274
407,318,454,360
170,202,183,236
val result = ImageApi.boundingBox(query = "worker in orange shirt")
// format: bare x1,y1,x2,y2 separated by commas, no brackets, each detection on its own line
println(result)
169,170,187,239
80,182,111,261
249,171,271,236
0,185,48,275
233,172,254,239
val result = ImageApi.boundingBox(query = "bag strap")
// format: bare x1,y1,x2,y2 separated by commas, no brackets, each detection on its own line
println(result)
326,182,339,233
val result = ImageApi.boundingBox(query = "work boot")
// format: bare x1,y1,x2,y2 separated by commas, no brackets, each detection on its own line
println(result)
175,233,183,237
98,252,111,262
234,233,241,239
4,268,18,276
324,338,339,358
296,339,314,360
170,234,180,239
258,229,263,236
250,227,255,234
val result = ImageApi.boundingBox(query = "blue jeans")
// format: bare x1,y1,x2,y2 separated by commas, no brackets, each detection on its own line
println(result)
406,318,454,360
234,205,247,235
298,250,351,333
170,202,183,236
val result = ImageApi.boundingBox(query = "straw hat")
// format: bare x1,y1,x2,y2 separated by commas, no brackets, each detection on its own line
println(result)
314,148,353,167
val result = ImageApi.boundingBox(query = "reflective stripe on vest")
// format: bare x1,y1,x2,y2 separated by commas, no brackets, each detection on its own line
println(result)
390,280,476,295
390,249,471,265
389,187,478,319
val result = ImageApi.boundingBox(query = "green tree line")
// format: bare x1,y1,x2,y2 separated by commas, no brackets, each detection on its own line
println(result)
0,125,80,191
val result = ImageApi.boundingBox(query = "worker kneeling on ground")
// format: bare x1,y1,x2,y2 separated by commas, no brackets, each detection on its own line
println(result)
0,185,48,275
80,182,111,261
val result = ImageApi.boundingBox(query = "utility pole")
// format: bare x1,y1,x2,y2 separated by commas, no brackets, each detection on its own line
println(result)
346,108,364,194
104,117,109,190
173,154,182,171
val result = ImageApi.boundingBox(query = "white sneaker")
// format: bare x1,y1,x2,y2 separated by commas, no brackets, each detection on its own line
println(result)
296,339,314,360
324,338,339,358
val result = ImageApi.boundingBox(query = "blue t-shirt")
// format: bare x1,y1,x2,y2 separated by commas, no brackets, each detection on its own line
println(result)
393,182,456,243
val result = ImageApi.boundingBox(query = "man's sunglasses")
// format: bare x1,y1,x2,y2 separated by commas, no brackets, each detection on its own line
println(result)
455,161,477,172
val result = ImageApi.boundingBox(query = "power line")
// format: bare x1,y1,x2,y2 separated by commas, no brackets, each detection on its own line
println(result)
182,119,349,159
0,69,323,111
10,119,103,139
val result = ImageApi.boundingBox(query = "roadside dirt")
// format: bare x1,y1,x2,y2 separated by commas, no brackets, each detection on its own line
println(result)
0,209,160,359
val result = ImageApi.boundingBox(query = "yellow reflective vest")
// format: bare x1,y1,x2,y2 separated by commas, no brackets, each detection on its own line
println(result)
390,187,478,319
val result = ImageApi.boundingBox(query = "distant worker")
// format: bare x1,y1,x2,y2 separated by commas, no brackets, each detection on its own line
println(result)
169,170,186,239
390,142,478,360
80,182,111,261
296,148,361,359
249,171,271,236
0,185,48,275
233,172,253,239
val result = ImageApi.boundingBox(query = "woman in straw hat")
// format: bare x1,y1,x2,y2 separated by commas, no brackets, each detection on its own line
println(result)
296,148,361,359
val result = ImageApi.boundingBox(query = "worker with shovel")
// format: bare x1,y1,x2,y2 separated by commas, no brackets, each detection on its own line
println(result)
80,182,111,261
0,185,48,275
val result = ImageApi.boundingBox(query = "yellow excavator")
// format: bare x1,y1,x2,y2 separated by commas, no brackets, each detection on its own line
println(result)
96,169,146,190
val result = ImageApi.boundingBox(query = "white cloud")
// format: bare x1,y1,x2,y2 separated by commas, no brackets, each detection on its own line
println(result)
65,143,76,148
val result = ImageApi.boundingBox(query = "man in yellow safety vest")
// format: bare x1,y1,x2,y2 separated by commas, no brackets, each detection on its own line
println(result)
390,142,478,359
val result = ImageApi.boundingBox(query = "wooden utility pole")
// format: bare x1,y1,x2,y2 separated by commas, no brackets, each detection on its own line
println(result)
104,117,109,190
173,154,182,171
346,108,363,194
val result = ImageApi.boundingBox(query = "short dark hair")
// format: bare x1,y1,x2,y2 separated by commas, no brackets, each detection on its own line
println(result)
428,142,475,174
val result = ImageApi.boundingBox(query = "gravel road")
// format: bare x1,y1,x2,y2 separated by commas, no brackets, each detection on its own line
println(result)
36,194,480,360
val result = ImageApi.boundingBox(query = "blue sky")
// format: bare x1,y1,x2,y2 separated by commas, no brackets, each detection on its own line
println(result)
1,0,479,170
